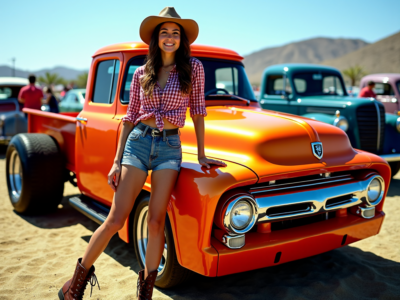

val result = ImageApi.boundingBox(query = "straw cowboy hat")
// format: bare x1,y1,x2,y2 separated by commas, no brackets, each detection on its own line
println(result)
140,7,199,45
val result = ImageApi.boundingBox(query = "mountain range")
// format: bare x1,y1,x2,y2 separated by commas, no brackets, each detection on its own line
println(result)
0,66,87,81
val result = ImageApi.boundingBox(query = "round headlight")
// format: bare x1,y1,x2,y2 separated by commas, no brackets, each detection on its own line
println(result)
334,117,349,132
396,117,400,133
230,201,252,230
367,178,382,204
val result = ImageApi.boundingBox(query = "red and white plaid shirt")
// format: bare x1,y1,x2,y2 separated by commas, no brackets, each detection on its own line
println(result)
122,57,207,131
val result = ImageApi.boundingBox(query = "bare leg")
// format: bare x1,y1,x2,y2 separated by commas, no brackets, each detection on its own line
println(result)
81,165,147,270
144,169,179,278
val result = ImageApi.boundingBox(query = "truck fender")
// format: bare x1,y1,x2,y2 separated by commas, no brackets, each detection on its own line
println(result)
301,113,336,125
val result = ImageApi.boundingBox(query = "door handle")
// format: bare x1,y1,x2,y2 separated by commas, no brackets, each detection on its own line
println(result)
76,117,88,124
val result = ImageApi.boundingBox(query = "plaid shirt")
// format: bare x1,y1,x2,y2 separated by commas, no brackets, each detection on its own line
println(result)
122,57,207,131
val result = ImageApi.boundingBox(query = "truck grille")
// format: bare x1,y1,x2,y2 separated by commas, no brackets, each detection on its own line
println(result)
356,103,385,154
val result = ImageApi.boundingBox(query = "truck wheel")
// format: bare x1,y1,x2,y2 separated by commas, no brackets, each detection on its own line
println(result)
389,162,400,177
6,133,64,214
132,194,193,288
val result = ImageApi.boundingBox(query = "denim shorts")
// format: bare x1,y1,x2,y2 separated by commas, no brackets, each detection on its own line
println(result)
121,123,182,175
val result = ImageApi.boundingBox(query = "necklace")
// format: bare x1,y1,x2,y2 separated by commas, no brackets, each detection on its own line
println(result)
161,63,175,75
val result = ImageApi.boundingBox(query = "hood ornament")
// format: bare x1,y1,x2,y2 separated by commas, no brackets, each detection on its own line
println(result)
311,142,323,160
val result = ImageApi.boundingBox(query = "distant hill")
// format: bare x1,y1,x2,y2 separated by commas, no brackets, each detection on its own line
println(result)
321,31,400,76
0,65,88,81
243,37,369,84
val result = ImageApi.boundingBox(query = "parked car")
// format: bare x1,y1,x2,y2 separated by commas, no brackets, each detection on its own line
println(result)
6,43,390,288
359,74,400,115
59,89,86,112
0,77,28,144
258,64,400,176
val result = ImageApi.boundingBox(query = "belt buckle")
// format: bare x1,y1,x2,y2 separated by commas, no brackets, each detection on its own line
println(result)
151,129,160,137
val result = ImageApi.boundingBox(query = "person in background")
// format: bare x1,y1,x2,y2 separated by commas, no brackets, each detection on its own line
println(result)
18,74,43,113
43,86,59,113
359,80,377,98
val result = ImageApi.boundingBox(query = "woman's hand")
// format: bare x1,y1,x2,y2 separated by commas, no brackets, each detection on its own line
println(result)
198,156,227,169
108,161,122,191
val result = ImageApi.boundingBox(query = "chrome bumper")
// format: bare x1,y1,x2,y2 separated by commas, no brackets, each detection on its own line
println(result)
379,153,400,162
255,175,384,223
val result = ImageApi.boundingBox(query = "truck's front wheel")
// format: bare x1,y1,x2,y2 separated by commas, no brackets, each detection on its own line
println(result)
132,194,192,288
6,133,64,214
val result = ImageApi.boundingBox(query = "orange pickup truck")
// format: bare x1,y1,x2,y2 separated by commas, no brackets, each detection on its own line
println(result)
6,42,390,288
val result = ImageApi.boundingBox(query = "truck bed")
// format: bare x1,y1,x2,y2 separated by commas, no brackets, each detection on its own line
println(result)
24,108,77,172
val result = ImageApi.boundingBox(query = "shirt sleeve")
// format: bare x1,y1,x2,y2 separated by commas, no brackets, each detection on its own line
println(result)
122,69,141,123
189,59,207,118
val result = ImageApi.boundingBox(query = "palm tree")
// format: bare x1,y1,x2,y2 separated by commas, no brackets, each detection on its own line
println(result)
38,72,66,86
75,72,88,88
342,65,367,86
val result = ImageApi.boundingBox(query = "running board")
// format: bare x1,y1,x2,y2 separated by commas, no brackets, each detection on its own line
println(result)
69,196,110,225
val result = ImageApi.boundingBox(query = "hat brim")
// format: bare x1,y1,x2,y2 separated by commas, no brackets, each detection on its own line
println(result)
140,16,199,45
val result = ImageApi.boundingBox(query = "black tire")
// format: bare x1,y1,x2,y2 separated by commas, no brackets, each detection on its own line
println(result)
132,193,193,288
389,161,400,177
6,133,65,214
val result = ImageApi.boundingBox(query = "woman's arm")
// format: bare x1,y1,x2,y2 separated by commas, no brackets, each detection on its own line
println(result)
192,115,227,169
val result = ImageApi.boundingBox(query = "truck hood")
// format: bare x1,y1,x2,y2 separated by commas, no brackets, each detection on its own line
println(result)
180,106,372,183
298,95,376,108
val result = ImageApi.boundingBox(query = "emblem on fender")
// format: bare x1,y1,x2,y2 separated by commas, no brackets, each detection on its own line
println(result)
311,142,323,159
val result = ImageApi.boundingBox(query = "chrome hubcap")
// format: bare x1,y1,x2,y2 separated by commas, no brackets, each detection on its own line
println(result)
8,149,23,203
136,205,168,275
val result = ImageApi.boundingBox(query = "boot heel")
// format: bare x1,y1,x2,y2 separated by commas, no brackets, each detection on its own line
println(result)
58,288,65,300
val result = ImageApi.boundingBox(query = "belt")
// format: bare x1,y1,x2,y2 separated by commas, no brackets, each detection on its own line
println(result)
136,122,179,137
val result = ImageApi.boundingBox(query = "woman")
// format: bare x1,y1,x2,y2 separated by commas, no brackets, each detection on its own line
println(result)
43,86,59,113
58,7,226,300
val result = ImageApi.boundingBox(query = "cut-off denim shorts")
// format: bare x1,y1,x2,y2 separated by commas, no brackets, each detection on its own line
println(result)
121,122,182,175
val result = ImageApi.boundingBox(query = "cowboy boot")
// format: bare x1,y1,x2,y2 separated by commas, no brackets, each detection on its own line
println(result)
58,258,100,300
137,269,157,300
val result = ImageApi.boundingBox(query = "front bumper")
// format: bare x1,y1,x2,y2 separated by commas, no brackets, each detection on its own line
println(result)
379,153,400,162
211,211,384,276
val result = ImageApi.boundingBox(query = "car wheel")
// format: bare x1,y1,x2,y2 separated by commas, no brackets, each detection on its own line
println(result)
389,161,400,177
132,194,193,288
6,133,64,214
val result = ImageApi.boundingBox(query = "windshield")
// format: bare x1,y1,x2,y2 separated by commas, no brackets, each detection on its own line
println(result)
373,82,395,95
292,72,345,96
0,85,22,100
121,57,256,103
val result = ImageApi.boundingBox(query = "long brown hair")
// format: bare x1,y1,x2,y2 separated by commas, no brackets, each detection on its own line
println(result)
140,22,192,98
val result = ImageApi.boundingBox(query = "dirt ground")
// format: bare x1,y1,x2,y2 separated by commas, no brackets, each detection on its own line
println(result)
0,144,399,300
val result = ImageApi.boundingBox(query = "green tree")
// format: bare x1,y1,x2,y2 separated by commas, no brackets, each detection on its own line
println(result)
38,72,66,86
342,65,367,86
75,72,88,88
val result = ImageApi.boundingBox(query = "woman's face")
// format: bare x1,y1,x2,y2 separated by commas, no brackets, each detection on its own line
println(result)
158,22,181,54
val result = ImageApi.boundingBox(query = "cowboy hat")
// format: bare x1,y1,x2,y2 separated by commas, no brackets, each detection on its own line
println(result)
140,7,199,45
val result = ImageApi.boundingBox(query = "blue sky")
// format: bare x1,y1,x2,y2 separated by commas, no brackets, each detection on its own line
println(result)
2,0,399,71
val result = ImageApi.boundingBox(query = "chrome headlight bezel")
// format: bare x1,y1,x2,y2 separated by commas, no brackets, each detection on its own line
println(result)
223,195,258,235
333,116,349,132
396,117,400,133
365,175,385,206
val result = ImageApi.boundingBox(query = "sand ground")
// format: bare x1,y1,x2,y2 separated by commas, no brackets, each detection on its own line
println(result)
0,145,399,300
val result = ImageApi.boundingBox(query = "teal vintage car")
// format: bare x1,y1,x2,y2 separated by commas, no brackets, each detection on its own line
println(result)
59,89,86,113
258,64,400,176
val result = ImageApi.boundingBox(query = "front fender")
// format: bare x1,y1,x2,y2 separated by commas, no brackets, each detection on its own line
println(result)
383,113,400,153
168,153,258,276
301,113,336,125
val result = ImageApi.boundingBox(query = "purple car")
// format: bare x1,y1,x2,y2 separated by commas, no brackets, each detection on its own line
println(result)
360,74,400,114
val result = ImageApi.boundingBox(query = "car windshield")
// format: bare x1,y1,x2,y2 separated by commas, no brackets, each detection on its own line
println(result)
292,72,345,96
0,85,22,100
121,57,256,103
373,82,395,95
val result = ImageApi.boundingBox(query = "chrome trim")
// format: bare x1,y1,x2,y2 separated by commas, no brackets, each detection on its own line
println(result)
221,234,245,249
250,175,353,194
76,117,88,122
311,142,323,159
223,195,258,235
373,101,381,151
359,206,375,219
366,176,385,206
379,153,400,162
255,175,384,223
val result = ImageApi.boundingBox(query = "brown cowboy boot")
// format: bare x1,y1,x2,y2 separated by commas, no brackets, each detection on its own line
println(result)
58,258,100,300
136,269,157,300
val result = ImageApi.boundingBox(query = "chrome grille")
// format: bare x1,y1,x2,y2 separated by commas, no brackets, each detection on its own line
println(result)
356,103,385,154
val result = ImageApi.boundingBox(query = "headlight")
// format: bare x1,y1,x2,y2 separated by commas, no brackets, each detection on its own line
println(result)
333,116,349,132
222,195,258,235
396,117,400,133
365,176,384,206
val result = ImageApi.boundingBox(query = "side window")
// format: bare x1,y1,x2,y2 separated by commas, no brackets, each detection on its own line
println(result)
215,67,239,95
374,83,395,96
265,75,291,96
121,57,145,103
92,59,120,104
